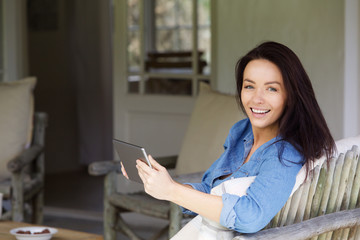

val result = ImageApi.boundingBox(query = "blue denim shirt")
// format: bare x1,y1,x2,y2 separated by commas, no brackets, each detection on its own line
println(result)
183,118,304,233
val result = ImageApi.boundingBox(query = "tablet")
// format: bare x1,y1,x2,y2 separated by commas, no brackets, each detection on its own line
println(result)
113,139,152,183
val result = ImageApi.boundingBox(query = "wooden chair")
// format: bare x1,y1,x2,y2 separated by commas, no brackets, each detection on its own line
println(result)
0,77,48,224
88,83,243,239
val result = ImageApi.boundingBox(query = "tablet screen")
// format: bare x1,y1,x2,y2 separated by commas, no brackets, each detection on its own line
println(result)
113,139,151,183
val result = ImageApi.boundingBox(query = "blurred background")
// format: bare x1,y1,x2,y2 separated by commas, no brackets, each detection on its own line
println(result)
1,0,359,238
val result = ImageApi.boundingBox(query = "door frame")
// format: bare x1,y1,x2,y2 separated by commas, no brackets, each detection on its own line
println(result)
2,0,28,82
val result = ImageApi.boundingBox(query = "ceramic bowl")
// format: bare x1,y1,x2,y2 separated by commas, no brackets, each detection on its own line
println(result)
10,226,58,240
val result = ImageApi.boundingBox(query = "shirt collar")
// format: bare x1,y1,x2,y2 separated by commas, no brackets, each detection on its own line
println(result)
243,119,254,143
242,118,283,144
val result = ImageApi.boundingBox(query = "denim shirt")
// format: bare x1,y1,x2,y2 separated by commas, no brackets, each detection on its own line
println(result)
183,118,304,233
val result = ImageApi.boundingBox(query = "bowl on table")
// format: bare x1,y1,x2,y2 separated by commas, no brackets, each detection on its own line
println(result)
10,226,57,240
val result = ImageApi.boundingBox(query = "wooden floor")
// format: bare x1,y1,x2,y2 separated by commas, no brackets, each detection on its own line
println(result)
45,168,104,212
44,169,168,239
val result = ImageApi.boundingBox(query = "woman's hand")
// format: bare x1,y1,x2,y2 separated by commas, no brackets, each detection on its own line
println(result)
137,155,223,223
120,162,129,179
136,155,176,201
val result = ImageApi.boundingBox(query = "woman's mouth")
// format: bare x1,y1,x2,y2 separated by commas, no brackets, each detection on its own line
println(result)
251,108,270,114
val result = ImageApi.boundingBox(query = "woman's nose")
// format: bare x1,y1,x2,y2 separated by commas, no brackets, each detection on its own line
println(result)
253,89,265,104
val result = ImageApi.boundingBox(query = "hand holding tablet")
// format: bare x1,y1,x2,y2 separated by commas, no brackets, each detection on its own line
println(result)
113,139,152,183
115,140,179,202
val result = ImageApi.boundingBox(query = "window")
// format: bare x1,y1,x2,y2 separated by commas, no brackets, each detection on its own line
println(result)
126,0,211,96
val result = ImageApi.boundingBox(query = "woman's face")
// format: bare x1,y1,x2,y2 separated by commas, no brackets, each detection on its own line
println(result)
241,59,287,134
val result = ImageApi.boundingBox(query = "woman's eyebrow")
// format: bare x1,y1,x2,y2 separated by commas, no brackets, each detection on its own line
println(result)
243,79,255,84
244,79,281,85
265,81,281,85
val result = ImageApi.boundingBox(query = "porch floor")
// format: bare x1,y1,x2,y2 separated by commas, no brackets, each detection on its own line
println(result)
44,169,168,239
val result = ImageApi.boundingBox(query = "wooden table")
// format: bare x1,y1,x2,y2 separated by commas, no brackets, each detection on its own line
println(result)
0,221,103,240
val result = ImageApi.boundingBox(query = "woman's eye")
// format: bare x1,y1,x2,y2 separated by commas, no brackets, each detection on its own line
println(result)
268,87,277,92
244,85,254,89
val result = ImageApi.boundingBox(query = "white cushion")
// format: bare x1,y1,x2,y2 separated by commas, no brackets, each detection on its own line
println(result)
175,82,245,175
0,77,36,181
335,135,360,155
292,135,360,195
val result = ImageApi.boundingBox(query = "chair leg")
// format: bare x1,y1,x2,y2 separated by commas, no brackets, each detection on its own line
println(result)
33,152,45,224
169,202,182,238
11,172,24,222
104,172,117,240
32,190,44,224
104,200,117,240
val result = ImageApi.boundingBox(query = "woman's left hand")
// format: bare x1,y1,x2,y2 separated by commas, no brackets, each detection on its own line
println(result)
136,155,175,201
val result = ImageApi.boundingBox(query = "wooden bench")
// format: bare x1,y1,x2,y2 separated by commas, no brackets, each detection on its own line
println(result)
236,143,360,240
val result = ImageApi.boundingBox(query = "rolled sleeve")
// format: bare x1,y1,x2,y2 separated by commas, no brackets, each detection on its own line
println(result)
220,193,239,228
220,193,263,233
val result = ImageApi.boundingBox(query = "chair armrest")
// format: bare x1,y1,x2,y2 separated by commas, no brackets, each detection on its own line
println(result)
88,161,122,176
7,145,44,173
234,208,360,240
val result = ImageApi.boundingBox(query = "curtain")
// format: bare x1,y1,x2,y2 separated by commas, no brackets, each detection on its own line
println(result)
66,0,113,164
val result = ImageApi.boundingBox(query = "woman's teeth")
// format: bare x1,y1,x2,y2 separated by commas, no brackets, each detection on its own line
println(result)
251,108,270,114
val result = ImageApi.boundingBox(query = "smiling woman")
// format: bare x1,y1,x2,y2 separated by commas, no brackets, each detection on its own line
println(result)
133,41,336,239
235,41,336,176
241,59,287,140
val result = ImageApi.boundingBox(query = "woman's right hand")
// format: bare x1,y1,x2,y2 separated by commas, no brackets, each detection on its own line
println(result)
136,155,176,201
121,162,129,179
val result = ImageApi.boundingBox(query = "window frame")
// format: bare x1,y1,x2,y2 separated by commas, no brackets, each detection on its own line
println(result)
125,0,212,96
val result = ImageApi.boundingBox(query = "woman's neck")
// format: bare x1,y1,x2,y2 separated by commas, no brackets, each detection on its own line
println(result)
251,125,279,148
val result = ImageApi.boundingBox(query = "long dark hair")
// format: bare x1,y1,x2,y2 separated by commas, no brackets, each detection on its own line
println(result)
235,41,336,175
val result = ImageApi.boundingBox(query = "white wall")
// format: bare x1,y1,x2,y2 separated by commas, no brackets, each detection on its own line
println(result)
213,0,352,140
343,0,360,138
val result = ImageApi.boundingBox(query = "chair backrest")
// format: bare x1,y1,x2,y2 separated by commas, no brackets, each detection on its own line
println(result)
268,141,360,239
0,77,36,181
175,82,246,175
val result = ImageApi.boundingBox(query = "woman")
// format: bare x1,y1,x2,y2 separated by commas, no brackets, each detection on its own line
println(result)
135,41,336,237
